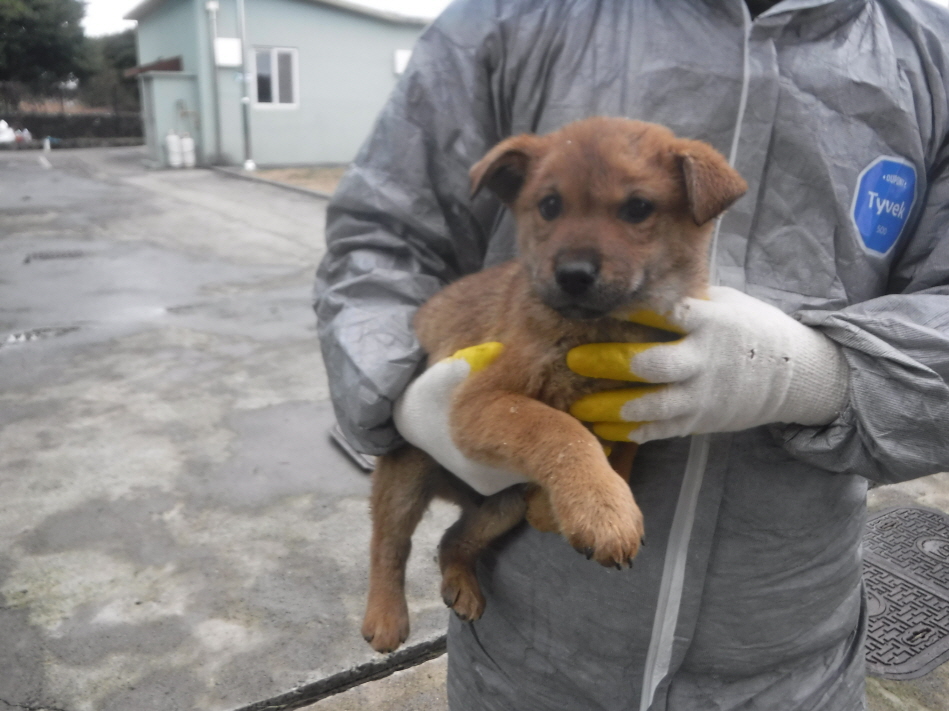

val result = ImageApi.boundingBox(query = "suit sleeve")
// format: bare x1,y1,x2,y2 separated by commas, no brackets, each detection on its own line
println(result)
778,145,949,484
313,2,511,454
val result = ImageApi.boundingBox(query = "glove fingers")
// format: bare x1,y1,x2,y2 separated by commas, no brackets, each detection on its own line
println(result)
451,342,504,371
591,413,696,443
570,385,666,423
626,415,696,443
611,384,696,424
627,339,704,383
567,338,703,383
567,342,662,382
592,420,648,442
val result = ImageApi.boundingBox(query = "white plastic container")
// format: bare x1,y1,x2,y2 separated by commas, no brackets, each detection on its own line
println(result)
165,131,183,168
180,133,196,168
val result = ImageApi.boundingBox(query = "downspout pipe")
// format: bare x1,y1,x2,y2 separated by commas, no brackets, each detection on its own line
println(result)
205,0,223,163
235,0,256,171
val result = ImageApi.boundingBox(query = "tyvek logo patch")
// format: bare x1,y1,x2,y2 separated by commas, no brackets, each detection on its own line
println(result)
851,156,917,255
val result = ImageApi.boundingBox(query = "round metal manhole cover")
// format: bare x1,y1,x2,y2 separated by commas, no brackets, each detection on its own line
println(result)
864,507,949,679
866,589,888,618
918,537,949,562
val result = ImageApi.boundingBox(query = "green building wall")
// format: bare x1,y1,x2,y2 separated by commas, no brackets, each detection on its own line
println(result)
133,0,425,167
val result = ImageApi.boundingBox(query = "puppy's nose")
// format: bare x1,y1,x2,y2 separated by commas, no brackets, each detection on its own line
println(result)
554,250,601,297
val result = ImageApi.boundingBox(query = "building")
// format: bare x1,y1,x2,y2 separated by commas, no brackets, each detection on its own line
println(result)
124,0,428,167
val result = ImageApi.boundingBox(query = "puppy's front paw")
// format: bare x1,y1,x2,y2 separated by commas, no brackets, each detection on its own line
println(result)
553,473,644,568
361,599,410,654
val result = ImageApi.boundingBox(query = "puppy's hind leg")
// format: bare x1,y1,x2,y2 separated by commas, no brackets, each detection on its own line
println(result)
362,445,437,653
439,487,527,622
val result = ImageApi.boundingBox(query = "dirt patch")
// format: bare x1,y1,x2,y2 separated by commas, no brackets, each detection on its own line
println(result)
254,166,348,195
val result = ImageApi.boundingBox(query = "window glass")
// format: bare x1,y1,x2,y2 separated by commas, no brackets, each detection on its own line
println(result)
255,48,297,106
256,50,272,103
277,51,294,104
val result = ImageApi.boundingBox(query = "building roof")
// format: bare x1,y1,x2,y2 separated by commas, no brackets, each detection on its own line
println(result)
124,56,183,77
124,0,430,26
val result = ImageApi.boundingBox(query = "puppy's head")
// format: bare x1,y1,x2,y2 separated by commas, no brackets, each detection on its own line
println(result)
470,117,747,319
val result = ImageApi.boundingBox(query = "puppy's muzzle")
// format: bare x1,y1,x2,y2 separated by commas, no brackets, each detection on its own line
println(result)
542,248,626,320
555,249,601,297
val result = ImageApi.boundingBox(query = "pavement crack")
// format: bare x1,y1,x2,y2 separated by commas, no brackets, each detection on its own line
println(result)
229,635,447,711
0,698,71,711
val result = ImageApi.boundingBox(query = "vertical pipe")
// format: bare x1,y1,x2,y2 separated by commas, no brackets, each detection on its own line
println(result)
205,0,223,163
235,0,256,170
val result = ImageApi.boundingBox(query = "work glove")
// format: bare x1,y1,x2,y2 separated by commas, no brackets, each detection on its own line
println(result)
393,342,529,496
568,286,851,443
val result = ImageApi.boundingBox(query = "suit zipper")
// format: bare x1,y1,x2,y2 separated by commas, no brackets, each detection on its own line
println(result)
637,4,752,708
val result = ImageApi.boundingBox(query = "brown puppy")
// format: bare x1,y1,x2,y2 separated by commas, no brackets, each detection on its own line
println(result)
361,117,747,653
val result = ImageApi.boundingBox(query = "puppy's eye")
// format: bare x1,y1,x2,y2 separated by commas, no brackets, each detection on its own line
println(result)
538,194,563,221
618,197,655,224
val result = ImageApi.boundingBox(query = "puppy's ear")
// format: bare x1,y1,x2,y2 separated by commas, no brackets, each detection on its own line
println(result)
674,139,748,225
469,134,539,204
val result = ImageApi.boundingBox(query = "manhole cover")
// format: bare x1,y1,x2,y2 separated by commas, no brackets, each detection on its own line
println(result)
23,250,86,264
864,507,949,679
3,326,79,346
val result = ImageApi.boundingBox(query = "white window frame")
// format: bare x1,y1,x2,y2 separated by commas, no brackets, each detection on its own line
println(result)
252,47,299,109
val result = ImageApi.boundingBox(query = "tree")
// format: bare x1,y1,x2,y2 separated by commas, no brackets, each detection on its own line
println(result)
80,30,140,112
0,0,88,92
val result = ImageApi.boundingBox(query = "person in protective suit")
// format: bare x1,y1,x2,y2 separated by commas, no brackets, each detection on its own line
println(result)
314,1,949,709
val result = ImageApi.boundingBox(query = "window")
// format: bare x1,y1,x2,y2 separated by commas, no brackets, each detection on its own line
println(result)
254,48,297,107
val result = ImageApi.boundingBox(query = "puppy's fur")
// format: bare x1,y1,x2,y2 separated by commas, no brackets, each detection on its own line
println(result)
361,117,747,653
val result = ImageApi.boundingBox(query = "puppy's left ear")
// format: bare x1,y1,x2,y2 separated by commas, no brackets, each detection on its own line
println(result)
674,139,748,225
469,134,540,204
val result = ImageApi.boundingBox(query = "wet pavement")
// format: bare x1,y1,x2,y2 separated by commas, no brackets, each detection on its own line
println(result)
2,147,948,711
0,148,454,711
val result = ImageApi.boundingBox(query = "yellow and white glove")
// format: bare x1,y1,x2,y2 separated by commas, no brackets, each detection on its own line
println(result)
568,286,851,443
392,342,529,496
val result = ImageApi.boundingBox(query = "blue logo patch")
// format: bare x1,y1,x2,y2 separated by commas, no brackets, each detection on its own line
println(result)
851,156,917,255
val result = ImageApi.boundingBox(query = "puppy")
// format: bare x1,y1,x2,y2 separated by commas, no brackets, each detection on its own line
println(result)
361,117,747,653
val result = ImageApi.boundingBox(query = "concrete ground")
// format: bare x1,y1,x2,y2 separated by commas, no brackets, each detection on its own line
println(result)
0,148,454,711
2,147,948,711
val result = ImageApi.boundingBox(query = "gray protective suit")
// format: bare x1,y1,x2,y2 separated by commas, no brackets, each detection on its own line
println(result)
313,1,949,709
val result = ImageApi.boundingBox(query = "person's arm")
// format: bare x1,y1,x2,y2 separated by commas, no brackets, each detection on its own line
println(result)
776,148,949,484
314,2,509,455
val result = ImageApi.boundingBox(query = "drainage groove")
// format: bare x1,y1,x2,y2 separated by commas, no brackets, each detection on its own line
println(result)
230,635,446,711
864,507,949,679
